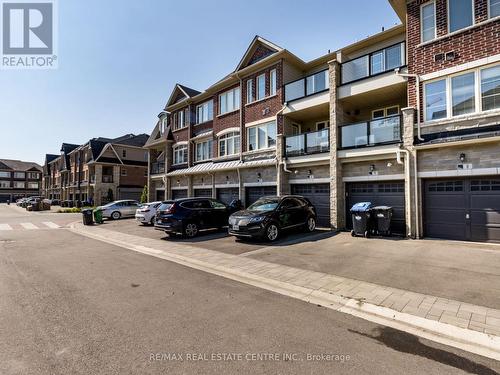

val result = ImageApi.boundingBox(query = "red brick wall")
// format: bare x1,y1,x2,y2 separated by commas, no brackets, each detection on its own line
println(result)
407,0,500,115
119,166,147,187
213,83,241,157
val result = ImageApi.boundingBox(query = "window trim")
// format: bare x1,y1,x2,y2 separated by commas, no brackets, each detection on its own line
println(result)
447,0,475,34
218,87,241,115
420,0,437,43
172,144,188,165
246,79,253,104
256,73,266,101
488,0,500,19
270,69,277,96
196,100,214,124
194,139,213,162
372,106,400,119
246,121,277,152
218,131,240,157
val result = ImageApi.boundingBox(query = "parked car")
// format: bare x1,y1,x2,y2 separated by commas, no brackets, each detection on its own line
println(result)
16,198,28,206
96,200,140,220
228,196,317,242
135,201,162,225
155,198,240,238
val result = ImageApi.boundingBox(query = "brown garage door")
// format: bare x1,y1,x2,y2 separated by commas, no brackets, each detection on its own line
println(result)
424,178,500,242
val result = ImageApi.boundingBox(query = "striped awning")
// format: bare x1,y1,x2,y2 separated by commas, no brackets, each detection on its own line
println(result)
166,158,276,176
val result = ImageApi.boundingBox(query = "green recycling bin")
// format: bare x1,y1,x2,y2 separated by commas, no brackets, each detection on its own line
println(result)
93,208,103,224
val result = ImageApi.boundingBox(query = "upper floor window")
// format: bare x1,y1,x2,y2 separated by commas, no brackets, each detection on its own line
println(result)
0,181,10,188
257,74,266,100
195,139,213,162
28,182,39,189
490,0,500,18
481,65,500,111
270,69,277,96
173,144,188,165
421,1,436,42
121,168,127,176
196,100,213,124
122,149,127,158
247,121,276,151
14,181,25,188
174,109,187,130
451,72,475,116
27,172,39,179
218,132,240,157
448,0,473,33
219,87,240,115
14,172,25,179
0,171,10,178
425,79,448,121
246,79,254,103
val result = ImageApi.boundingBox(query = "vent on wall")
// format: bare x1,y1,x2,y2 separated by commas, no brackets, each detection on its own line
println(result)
434,53,444,62
445,51,456,61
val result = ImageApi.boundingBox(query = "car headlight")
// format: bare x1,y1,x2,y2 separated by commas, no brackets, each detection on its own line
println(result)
249,216,265,224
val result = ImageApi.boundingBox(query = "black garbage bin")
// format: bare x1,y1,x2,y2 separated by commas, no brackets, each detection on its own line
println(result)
82,209,94,225
372,206,393,236
350,202,373,238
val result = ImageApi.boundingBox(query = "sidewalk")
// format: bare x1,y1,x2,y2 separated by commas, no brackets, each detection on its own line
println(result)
69,222,500,360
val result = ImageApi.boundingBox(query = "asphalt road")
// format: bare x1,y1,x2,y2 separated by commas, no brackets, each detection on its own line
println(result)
0,205,499,374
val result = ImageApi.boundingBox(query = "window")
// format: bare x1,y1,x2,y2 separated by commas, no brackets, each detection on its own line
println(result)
122,149,126,158
27,172,39,179
257,74,266,100
195,139,213,162
425,79,447,120
247,121,276,151
451,72,475,116
0,181,10,188
13,181,25,188
28,182,39,189
372,106,399,119
448,0,473,33
481,65,500,111
196,100,213,124
218,132,240,157
219,87,240,115
421,1,436,42
385,44,403,71
371,51,384,75
0,171,10,178
173,145,188,165
270,69,277,96
14,172,25,179
246,79,253,103
121,168,127,176
210,199,227,209
491,0,500,18
174,110,186,130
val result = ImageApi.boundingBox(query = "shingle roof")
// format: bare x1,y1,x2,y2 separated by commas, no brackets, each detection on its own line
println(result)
0,159,42,172
112,133,149,147
177,84,201,98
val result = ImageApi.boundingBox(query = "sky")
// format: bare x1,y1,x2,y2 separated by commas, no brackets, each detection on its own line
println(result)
0,0,400,165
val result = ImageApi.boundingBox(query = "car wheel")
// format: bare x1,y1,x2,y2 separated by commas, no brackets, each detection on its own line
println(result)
184,222,199,238
111,211,121,220
150,217,155,226
305,217,316,232
265,223,279,242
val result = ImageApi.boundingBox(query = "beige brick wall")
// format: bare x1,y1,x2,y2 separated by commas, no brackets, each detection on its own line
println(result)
342,159,403,178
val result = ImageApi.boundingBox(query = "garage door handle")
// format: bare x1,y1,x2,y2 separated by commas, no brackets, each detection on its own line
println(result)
465,214,470,219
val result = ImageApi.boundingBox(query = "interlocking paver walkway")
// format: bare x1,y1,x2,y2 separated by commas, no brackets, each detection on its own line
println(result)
71,223,500,337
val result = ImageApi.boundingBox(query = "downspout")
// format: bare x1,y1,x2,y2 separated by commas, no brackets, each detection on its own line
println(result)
232,72,244,162
395,68,424,142
275,102,289,171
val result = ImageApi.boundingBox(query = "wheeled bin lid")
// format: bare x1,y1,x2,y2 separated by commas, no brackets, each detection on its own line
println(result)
350,202,372,212
372,206,392,211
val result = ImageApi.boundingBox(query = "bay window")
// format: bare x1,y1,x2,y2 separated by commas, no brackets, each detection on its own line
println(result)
448,0,473,33
257,74,266,100
173,145,188,165
195,139,213,162
196,100,213,124
451,72,475,116
219,87,240,115
247,121,276,151
218,132,240,157
421,1,436,42
481,65,500,111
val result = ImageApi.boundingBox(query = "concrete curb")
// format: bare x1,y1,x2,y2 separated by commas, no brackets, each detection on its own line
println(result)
69,222,500,361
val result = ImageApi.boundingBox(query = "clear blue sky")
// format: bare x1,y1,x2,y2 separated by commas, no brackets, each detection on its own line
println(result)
0,0,400,165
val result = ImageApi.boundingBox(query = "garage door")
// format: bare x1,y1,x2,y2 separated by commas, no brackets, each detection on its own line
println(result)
172,189,187,200
346,181,406,235
217,188,239,205
118,188,142,201
155,190,165,201
194,188,212,197
424,179,500,242
291,184,330,227
245,186,277,207
0,194,11,203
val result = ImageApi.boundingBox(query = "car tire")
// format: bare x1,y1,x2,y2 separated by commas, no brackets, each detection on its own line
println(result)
111,211,121,220
150,217,155,226
305,217,316,233
183,222,199,238
265,223,280,242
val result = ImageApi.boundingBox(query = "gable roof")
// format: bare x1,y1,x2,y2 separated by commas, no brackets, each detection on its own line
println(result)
0,159,42,172
144,119,171,148
235,35,283,71
111,133,149,147
165,83,201,107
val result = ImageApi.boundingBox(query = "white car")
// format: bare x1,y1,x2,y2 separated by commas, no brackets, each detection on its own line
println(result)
97,200,140,220
135,201,162,225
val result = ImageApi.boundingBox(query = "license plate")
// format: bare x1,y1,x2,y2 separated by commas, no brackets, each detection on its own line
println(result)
233,224,239,230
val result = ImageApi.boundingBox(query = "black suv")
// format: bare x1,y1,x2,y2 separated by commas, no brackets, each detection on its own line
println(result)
228,196,317,241
155,198,241,238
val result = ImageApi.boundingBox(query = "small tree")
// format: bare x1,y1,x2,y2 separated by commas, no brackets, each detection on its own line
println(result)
106,188,114,203
140,185,148,204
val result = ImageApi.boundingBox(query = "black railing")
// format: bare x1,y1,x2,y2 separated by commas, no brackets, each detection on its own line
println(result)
284,69,329,103
339,115,402,149
340,42,406,85
284,128,330,157
150,162,165,175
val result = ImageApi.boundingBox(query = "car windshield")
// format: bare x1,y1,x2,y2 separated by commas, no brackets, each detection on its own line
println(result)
247,198,280,212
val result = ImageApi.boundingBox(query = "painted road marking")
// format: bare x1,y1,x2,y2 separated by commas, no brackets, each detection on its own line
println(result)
0,224,13,231
42,222,60,229
20,223,38,230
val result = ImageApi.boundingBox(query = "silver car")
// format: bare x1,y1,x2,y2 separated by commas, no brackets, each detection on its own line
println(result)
97,200,141,220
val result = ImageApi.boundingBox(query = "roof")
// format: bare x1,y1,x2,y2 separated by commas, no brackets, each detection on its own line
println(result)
144,120,171,148
388,0,406,23
44,154,59,164
165,83,202,107
0,159,42,172
167,158,276,176
111,133,149,147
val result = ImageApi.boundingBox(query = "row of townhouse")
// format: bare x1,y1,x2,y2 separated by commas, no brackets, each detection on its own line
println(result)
145,0,500,243
42,134,149,206
0,159,42,202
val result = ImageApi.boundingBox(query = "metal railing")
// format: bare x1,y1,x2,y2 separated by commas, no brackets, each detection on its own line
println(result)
339,115,402,149
284,128,330,157
150,162,165,175
284,69,329,103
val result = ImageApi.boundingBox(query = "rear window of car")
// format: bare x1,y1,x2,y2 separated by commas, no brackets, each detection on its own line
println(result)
181,200,211,209
159,203,174,211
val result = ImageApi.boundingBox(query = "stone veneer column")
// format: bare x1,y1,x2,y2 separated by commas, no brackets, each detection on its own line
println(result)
146,149,153,202
94,165,103,205
113,166,120,200
402,107,418,239
328,60,345,230
275,134,287,196
165,141,173,200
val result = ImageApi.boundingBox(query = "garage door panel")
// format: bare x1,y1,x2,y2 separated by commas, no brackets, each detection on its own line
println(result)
426,209,466,224
470,210,500,225
217,188,239,205
291,184,330,227
172,190,187,200
470,195,500,210
246,187,277,207
194,189,212,198
425,195,465,208
426,224,468,240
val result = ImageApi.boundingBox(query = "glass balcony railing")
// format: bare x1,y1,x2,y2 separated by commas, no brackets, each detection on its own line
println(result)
339,115,402,149
285,128,330,157
284,69,329,102
150,162,165,175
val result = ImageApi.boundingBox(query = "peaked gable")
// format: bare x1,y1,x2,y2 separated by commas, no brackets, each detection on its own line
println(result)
0,161,12,170
236,36,283,71
166,84,201,107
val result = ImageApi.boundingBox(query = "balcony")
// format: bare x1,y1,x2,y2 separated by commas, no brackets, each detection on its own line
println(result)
284,69,329,103
285,128,330,157
339,115,402,150
150,162,165,175
102,175,113,183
